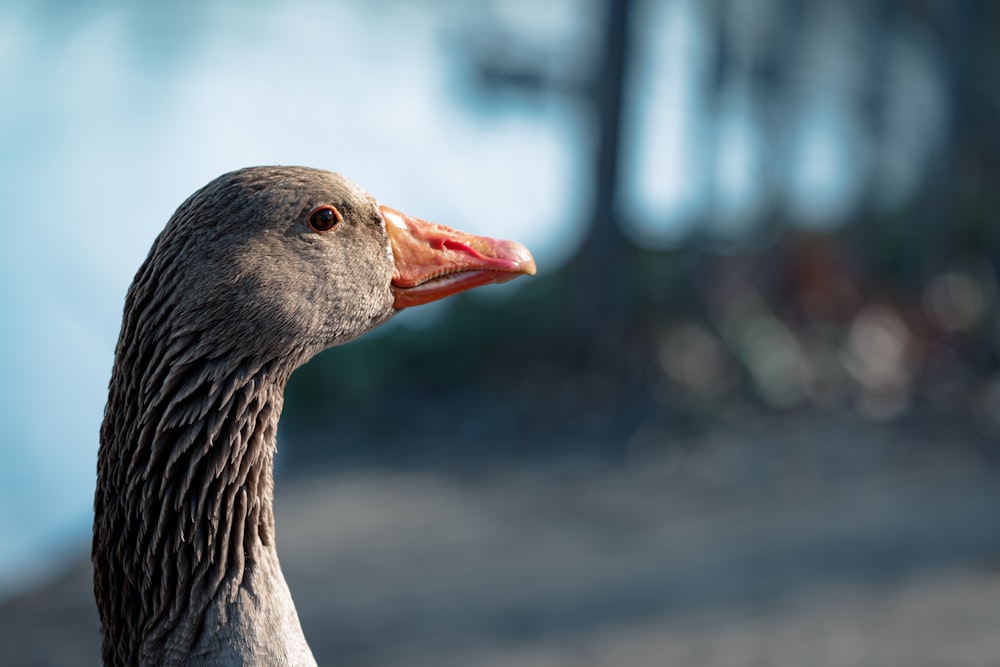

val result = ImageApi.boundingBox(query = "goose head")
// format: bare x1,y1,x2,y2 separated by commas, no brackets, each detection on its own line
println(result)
137,166,534,362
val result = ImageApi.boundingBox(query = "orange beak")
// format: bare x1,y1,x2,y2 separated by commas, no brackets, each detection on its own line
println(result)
380,205,537,310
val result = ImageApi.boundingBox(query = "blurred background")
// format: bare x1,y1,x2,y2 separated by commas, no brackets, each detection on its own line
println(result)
2,0,1000,664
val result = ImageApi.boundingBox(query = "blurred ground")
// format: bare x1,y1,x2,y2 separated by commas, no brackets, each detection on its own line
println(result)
3,412,999,666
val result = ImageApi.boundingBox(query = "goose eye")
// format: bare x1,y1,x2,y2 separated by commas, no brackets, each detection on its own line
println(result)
308,205,343,232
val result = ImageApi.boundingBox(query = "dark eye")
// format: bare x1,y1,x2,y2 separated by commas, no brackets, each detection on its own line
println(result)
308,205,343,232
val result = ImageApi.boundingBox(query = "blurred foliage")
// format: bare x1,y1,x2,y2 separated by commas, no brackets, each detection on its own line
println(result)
285,233,1000,467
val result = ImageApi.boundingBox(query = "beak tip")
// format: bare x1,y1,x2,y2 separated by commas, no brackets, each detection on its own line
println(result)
501,240,537,277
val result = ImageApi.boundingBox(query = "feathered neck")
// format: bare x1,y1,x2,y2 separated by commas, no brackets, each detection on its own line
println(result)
93,251,315,665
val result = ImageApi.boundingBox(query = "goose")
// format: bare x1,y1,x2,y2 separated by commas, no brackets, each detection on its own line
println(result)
93,166,536,665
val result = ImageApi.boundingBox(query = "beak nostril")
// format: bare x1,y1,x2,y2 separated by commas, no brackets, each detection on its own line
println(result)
443,239,471,253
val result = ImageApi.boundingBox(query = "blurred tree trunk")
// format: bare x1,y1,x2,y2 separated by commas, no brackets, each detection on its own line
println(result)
850,0,893,286
909,0,972,289
566,0,635,374
750,0,803,236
